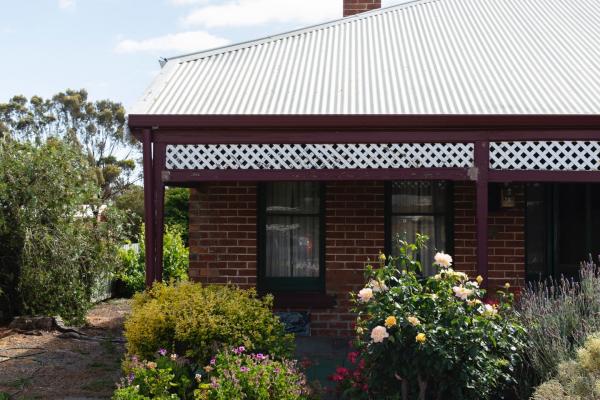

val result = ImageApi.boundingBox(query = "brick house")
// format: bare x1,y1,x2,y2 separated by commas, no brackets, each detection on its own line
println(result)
130,0,600,337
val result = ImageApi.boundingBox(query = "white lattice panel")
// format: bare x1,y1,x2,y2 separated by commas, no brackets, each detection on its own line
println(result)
165,143,474,170
490,141,600,171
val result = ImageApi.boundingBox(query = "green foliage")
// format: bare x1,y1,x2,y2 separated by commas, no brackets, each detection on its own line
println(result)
116,225,189,295
114,352,193,400
532,333,600,400
0,90,138,202
114,348,311,400
352,236,526,400
114,185,144,241
165,188,190,244
517,258,600,397
0,138,127,323
194,349,312,400
124,281,294,364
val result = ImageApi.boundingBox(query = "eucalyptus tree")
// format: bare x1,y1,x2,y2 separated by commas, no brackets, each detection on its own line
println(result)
0,89,138,201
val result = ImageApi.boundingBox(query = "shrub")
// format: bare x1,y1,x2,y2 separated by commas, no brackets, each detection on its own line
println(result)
113,351,195,400
0,138,127,324
351,236,526,400
116,224,189,295
113,347,312,400
194,347,312,400
329,350,368,399
517,258,600,395
124,281,294,363
532,332,600,400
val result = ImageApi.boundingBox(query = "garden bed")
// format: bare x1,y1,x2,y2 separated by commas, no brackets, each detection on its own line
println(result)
0,298,130,399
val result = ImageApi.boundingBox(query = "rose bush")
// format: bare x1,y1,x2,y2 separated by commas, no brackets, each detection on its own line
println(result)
351,235,526,400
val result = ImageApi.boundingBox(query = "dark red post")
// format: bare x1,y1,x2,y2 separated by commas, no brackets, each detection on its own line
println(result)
154,143,166,282
142,128,156,287
474,141,489,286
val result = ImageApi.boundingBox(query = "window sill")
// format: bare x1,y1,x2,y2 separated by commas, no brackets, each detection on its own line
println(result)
265,292,336,309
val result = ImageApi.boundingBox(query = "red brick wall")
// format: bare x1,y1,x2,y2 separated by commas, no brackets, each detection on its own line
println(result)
188,181,526,337
453,182,526,292
312,181,385,337
188,182,257,287
343,0,381,17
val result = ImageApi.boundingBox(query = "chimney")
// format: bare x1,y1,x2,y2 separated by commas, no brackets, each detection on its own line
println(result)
343,0,381,17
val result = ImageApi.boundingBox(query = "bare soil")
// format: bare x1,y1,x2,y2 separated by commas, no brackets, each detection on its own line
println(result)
0,298,131,399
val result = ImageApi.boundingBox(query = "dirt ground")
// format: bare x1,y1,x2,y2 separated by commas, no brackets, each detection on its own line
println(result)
0,298,131,399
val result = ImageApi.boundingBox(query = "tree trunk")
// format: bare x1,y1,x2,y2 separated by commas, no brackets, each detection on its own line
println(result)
417,375,427,400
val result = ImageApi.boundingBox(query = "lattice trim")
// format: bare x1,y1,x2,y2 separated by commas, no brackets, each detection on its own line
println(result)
490,141,600,171
165,143,474,170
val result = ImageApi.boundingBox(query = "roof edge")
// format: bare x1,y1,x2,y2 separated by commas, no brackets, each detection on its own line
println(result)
128,114,600,131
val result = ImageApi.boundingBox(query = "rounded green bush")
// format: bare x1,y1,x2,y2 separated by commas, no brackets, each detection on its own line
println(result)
124,281,294,363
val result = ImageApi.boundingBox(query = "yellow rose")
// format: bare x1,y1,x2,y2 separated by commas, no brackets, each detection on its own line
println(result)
415,333,427,344
476,275,484,285
384,316,397,328
407,316,420,326
146,361,157,369
504,282,511,289
378,252,386,262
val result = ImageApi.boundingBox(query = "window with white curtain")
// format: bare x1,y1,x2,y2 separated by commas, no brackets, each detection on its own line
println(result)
259,182,324,292
387,181,452,276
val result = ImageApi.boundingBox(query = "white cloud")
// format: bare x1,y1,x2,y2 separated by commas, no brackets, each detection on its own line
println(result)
115,31,230,54
182,0,342,28
58,0,76,9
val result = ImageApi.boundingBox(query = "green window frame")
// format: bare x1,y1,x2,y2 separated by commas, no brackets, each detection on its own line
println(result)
384,181,454,275
258,182,326,293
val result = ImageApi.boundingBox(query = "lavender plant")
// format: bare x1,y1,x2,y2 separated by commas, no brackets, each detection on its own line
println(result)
517,257,600,395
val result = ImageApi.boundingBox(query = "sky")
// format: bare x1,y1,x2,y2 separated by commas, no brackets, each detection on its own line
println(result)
0,0,405,111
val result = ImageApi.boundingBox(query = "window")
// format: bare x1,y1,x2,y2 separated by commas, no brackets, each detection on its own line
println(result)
259,182,324,292
386,181,452,275
525,183,600,282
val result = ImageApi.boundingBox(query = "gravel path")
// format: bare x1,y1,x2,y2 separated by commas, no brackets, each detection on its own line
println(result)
0,298,131,399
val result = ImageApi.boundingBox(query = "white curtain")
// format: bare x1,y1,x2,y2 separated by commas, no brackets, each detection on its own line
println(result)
391,182,448,276
265,183,320,278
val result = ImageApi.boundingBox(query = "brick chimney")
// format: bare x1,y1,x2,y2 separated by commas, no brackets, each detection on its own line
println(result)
343,0,381,17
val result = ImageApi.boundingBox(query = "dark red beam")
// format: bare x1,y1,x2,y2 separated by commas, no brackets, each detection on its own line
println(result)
129,114,600,132
489,170,600,182
474,141,489,286
142,129,156,287
162,168,472,183
144,129,600,144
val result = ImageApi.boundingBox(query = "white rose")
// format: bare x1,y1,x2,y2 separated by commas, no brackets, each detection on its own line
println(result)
482,304,498,316
368,279,388,293
434,252,453,268
358,287,374,302
370,325,389,343
452,286,473,300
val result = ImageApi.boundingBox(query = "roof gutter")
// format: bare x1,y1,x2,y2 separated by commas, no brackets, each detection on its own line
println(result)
129,114,600,137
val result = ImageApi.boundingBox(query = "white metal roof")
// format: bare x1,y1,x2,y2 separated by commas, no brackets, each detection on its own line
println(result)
132,0,600,115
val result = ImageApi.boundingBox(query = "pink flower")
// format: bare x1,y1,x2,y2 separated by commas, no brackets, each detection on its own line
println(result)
158,348,167,356
347,351,359,364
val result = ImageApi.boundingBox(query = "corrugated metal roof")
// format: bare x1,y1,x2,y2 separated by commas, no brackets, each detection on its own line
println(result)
132,0,600,115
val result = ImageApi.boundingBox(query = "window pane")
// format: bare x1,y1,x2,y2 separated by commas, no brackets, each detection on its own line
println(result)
592,184,600,261
266,182,320,214
266,215,320,277
391,181,447,214
525,184,549,281
556,184,587,279
391,215,446,276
